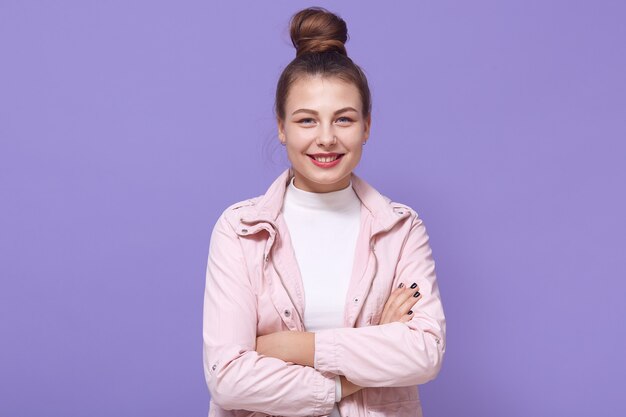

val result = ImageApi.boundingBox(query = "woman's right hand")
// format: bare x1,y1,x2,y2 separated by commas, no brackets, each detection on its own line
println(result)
339,375,363,399
379,282,422,324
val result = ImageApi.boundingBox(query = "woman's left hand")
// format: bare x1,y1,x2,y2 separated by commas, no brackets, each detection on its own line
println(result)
379,282,422,324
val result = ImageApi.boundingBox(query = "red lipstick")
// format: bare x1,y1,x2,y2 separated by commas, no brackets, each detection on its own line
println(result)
307,153,344,168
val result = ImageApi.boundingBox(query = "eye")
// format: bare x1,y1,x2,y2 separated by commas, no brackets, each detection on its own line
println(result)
336,116,354,125
297,118,316,125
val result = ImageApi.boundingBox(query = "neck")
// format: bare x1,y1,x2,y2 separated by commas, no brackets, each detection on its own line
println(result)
285,176,359,211
291,173,351,193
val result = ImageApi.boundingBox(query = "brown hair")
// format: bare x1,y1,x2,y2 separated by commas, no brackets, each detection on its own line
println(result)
274,7,372,122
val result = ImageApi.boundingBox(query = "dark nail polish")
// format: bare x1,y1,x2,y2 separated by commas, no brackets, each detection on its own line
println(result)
408,310,413,315
410,283,417,289
398,283,404,288
413,291,421,298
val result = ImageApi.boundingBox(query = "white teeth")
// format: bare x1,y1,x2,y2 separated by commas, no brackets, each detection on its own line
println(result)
314,155,338,163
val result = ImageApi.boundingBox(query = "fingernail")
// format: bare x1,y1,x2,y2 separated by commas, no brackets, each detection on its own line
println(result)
410,283,417,289
398,283,404,288
413,291,421,298
408,310,413,315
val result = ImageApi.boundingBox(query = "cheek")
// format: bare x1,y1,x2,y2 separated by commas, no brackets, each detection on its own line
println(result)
347,135,365,154
285,129,314,149
351,147,363,163
348,142,364,164
285,143,309,162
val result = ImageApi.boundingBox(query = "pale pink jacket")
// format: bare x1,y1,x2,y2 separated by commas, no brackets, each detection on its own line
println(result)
203,167,446,417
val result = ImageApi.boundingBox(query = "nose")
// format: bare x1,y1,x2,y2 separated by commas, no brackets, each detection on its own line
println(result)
317,124,337,147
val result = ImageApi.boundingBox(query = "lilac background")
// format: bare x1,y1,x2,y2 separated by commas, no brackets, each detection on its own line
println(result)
1,1,625,416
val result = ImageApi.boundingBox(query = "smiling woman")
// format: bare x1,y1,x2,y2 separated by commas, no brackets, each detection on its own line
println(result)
278,76,370,193
202,6,446,417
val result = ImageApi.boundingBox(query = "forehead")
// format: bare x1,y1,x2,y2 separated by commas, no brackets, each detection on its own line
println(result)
286,75,361,111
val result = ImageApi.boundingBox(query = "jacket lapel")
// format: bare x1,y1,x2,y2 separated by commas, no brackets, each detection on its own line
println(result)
344,173,413,327
236,168,305,330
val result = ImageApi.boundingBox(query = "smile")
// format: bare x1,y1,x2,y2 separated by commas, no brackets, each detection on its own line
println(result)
307,153,344,168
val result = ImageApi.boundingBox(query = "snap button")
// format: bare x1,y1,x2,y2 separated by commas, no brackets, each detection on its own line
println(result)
397,210,404,215
241,228,248,234
211,364,217,371
353,297,359,303
283,309,291,317
265,254,269,262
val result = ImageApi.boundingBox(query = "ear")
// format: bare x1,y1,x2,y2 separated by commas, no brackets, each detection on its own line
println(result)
277,117,286,143
363,113,372,141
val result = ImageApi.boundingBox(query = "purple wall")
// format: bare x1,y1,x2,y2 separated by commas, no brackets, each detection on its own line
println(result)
1,1,625,416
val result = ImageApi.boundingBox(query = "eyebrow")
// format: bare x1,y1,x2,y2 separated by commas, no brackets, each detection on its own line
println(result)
291,107,359,116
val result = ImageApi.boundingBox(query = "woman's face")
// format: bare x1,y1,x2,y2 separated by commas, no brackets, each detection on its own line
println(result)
277,75,371,193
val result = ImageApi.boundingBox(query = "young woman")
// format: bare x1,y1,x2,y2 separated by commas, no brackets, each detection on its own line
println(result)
203,7,446,417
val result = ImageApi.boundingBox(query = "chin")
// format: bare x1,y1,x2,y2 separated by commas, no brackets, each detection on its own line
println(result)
307,171,352,186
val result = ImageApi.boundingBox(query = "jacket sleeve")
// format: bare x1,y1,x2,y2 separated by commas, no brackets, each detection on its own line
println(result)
313,213,446,387
203,212,337,416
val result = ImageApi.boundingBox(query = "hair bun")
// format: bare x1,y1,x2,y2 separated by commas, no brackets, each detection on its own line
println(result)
289,7,348,57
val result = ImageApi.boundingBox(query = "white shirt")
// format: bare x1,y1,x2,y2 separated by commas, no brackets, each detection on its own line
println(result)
282,176,361,415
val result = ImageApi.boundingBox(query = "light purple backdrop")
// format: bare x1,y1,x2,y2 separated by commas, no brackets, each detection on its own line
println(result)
1,1,625,416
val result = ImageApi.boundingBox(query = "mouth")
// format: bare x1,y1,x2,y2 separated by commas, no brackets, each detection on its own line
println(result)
307,153,345,163
306,153,345,169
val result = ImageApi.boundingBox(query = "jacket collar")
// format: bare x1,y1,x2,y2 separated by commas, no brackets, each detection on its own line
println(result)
239,167,408,235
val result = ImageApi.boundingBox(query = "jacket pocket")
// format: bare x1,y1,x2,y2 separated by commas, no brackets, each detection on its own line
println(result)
366,399,422,417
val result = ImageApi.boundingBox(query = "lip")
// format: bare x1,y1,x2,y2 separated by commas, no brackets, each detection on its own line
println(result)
307,153,344,168
307,153,344,158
